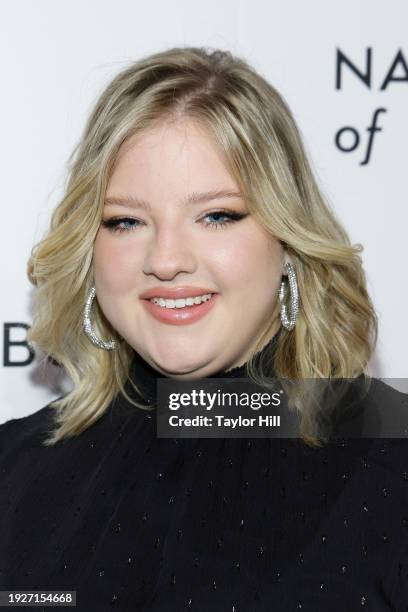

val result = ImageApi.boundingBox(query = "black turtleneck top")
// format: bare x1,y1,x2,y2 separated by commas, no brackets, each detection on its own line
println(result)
0,342,408,611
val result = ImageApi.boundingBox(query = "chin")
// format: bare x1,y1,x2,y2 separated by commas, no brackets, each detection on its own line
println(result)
149,347,214,377
156,358,206,377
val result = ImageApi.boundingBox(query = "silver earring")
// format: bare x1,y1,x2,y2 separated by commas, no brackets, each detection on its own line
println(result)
279,262,299,331
83,286,117,350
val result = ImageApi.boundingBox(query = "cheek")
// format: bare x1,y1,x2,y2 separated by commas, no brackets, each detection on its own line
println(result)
214,229,283,295
93,232,140,292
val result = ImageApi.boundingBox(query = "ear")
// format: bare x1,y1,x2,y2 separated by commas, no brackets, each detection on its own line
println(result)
282,251,294,276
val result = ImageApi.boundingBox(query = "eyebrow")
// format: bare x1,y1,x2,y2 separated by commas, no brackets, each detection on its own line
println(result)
104,189,244,210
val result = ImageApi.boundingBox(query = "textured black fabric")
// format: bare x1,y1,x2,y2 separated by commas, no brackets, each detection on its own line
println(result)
1,339,408,611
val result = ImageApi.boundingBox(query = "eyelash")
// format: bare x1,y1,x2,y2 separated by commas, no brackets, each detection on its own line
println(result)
101,210,248,234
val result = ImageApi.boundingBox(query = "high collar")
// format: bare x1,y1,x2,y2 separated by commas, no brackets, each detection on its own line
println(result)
126,330,281,405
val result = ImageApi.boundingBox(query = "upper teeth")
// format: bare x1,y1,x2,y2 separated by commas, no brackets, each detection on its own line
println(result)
150,293,213,308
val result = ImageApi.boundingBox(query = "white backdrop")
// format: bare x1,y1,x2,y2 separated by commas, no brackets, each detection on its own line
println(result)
1,0,407,424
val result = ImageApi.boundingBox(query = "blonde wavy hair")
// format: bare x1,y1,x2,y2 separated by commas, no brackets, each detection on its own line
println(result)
27,46,378,448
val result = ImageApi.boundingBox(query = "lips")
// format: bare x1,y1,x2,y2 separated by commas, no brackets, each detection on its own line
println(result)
139,286,218,300
141,292,219,326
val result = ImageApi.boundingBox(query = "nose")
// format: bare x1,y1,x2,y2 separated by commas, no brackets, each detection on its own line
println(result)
142,224,197,280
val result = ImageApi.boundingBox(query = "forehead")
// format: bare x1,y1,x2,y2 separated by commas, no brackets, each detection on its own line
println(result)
114,118,224,164
106,118,239,199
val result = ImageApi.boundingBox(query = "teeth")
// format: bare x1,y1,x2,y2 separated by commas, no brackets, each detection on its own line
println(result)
150,293,213,308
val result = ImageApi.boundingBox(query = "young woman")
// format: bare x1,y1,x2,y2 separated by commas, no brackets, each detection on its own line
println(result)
0,46,407,611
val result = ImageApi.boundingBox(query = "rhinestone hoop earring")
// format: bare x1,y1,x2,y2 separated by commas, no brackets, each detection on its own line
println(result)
279,262,299,331
83,286,117,350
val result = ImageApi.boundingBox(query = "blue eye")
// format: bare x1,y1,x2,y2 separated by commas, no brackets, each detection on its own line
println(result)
101,218,141,233
201,210,247,229
101,210,248,234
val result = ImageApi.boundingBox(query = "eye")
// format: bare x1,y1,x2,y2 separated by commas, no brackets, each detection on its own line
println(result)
199,210,248,230
101,209,249,234
101,217,141,234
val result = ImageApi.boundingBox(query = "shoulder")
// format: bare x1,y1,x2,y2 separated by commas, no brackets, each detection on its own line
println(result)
363,377,408,436
0,402,59,460
0,402,67,511
328,378,408,480
368,377,407,406
331,377,408,438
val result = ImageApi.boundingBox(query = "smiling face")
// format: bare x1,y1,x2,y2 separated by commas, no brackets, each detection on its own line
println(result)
93,118,287,378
